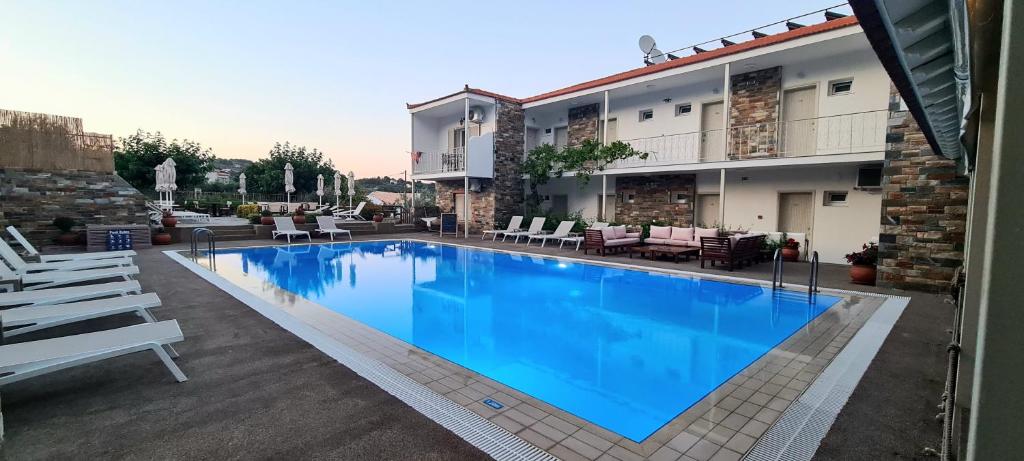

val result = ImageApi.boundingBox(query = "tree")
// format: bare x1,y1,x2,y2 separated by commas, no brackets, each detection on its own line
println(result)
243,142,341,194
114,130,216,191
522,139,647,212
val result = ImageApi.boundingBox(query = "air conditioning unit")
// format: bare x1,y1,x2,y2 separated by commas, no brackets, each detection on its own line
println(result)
468,107,485,123
856,165,883,189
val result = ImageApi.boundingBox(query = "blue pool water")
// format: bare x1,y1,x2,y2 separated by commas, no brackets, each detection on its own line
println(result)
209,240,840,441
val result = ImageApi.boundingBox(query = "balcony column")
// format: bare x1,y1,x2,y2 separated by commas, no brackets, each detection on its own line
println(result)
721,63,731,161
718,169,726,226
464,95,470,238
601,90,609,219
410,112,416,217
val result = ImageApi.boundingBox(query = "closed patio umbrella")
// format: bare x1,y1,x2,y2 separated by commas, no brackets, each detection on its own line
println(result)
238,173,247,203
333,171,342,207
284,162,295,204
154,164,166,205
347,171,355,211
163,158,177,204
316,174,325,207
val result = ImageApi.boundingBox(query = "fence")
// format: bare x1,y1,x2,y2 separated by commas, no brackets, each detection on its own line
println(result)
0,109,115,172
412,148,466,175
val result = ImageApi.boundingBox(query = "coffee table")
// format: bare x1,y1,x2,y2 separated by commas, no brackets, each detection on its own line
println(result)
629,245,699,263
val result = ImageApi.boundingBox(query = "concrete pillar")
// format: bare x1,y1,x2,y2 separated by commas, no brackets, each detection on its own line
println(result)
602,90,609,220
718,168,726,226
722,63,731,161
464,96,470,238
410,113,416,217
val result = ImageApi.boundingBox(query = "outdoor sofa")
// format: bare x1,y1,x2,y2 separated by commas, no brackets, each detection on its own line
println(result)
583,226,641,256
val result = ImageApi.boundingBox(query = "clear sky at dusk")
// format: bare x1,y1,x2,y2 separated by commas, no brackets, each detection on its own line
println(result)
1,0,843,177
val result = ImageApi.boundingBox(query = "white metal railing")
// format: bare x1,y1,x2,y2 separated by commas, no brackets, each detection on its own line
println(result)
606,110,887,169
412,147,465,175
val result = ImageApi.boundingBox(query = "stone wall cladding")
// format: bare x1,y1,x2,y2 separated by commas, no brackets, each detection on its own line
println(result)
728,66,781,159
568,103,599,147
877,85,969,292
433,179,495,233
0,168,149,247
492,100,525,228
614,174,696,227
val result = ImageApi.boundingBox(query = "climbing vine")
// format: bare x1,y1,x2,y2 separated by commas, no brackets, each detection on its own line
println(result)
522,138,648,212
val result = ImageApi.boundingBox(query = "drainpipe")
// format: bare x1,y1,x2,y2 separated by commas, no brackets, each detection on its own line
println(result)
719,169,726,226
410,113,416,221
464,95,470,238
722,63,731,162
602,90,610,220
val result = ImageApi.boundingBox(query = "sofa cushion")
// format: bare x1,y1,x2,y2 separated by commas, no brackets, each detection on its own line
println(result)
625,232,641,238
685,240,703,248
601,227,617,241
695,227,719,244
670,226,694,241
649,226,671,239
644,237,672,245
605,237,640,246
613,226,627,239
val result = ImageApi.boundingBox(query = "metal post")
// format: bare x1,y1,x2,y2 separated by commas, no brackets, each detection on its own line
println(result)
464,96,470,238
602,90,610,221
410,112,416,218
719,168,726,226
722,63,731,162
602,175,607,222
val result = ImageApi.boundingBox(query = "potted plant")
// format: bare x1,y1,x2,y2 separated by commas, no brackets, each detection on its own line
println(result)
292,207,306,224
260,209,274,225
781,238,800,262
160,210,177,228
372,212,384,223
152,226,172,245
845,243,879,285
53,217,79,245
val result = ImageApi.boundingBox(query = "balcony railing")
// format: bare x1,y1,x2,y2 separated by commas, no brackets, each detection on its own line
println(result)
412,147,465,175
609,110,888,169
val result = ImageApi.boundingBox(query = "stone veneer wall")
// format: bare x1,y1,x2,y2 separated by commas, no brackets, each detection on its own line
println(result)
614,174,696,227
492,100,525,227
0,168,150,247
568,103,599,147
434,179,495,233
728,66,782,159
877,85,969,292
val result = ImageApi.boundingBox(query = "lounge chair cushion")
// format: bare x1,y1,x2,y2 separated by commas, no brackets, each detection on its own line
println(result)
671,227,694,241
601,227,617,240
649,226,671,239
613,226,627,239
695,227,719,245
605,237,641,246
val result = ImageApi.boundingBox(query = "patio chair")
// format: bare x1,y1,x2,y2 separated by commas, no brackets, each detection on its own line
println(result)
560,222,609,250
2,293,166,339
0,240,134,275
3,263,140,291
0,280,142,308
6,226,136,263
315,216,353,241
0,319,187,386
700,236,738,271
334,202,367,220
527,221,575,247
481,216,523,241
502,217,546,243
271,217,311,243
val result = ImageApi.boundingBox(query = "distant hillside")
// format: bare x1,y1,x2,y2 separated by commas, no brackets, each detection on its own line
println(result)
212,158,253,174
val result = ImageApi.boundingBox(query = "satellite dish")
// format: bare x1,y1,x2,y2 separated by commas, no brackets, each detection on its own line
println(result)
649,47,667,63
638,35,656,54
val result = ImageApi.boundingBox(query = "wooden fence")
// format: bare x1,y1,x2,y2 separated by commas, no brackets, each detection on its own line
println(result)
0,109,114,172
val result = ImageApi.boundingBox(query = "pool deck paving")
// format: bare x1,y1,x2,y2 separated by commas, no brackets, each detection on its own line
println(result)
0,232,951,460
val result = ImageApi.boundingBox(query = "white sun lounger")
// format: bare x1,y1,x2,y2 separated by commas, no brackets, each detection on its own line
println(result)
334,202,366,220
314,216,352,241
1,293,164,339
0,280,142,308
527,220,575,247
271,217,311,243
559,223,608,250
0,319,187,386
481,216,523,241
6,226,137,263
503,217,546,243
0,240,133,274
8,264,140,291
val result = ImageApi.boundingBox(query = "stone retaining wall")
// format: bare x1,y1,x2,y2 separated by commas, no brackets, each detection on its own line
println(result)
614,174,696,227
568,103,600,147
729,66,782,159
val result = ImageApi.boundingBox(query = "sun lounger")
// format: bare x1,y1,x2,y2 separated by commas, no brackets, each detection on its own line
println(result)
503,217,546,243
0,320,187,385
3,264,141,291
6,226,136,263
1,293,164,339
527,220,575,247
0,280,142,308
334,202,366,220
271,217,311,243
0,240,133,275
314,216,352,241
481,216,523,241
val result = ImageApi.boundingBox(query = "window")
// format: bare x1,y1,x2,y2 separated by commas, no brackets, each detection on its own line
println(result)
639,109,654,122
671,191,689,204
621,191,637,204
675,103,692,116
824,191,849,206
829,79,853,96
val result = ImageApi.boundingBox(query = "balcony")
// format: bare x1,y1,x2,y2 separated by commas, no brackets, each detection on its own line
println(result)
412,132,494,180
609,110,888,170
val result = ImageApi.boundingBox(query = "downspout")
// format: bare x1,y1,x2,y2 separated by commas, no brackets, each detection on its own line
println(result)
464,95,470,238
602,90,610,221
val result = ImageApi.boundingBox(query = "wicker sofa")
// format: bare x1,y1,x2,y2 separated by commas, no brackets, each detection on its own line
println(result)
583,226,641,255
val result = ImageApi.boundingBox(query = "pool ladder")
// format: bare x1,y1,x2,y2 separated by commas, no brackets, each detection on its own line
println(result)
772,249,820,301
190,227,217,270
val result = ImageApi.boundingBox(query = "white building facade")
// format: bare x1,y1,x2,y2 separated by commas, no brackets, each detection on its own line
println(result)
409,16,902,264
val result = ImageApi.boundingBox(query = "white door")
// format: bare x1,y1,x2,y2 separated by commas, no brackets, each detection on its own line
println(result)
700,101,725,161
554,126,568,150
454,193,466,222
779,192,813,253
599,194,616,222
550,195,568,215
597,119,618,143
525,127,539,155
780,87,818,156
696,194,720,227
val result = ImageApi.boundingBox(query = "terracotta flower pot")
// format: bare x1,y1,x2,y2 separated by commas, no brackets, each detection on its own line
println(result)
261,216,275,225
292,215,306,225
152,233,172,245
781,247,799,262
372,213,384,223
161,216,177,228
56,232,79,245
849,264,877,285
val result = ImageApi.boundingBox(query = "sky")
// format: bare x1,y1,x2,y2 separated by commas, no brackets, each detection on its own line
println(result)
0,0,841,178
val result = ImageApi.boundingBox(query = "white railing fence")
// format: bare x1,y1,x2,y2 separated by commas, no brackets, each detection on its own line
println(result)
412,147,466,175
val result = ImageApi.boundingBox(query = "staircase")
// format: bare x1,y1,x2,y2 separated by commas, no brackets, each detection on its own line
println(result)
204,224,256,241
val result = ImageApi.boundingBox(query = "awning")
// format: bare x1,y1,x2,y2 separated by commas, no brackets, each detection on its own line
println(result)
850,0,972,166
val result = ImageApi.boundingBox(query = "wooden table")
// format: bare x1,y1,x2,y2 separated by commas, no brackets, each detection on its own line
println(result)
629,245,699,263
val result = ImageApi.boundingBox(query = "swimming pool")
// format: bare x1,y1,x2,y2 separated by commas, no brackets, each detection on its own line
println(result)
203,240,840,442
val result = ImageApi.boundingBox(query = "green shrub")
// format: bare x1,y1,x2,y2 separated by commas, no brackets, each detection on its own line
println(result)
260,209,273,217
360,203,383,220
236,203,259,218
52,216,76,233
248,214,262,224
